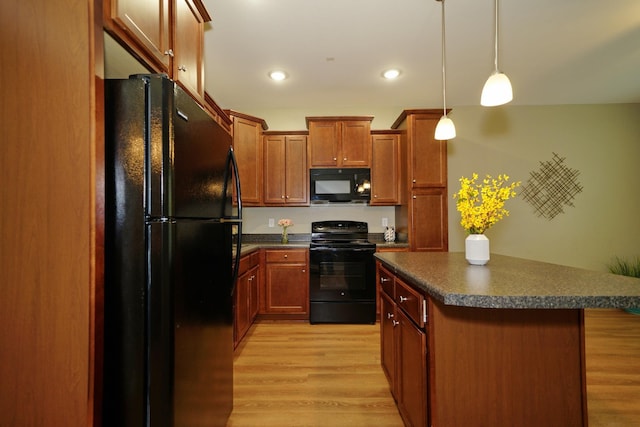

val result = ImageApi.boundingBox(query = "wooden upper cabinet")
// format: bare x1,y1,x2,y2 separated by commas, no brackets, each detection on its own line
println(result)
371,131,401,205
341,120,372,167
104,0,171,70
307,121,339,167
406,112,447,188
263,133,308,206
173,0,209,99
307,116,373,168
263,135,286,204
104,0,210,100
392,109,448,252
227,111,268,206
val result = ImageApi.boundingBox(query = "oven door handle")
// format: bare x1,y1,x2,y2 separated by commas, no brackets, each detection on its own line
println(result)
310,246,376,252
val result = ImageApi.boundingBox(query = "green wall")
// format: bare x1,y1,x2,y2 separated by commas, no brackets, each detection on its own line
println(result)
229,103,640,272
448,104,640,271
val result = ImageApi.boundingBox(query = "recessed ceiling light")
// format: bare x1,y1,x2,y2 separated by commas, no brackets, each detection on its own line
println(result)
382,69,401,80
269,70,288,81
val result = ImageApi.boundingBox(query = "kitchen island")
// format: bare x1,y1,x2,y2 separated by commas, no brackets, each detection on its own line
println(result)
375,252,640,427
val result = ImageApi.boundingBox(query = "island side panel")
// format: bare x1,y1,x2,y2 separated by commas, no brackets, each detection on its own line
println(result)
428,300,588,427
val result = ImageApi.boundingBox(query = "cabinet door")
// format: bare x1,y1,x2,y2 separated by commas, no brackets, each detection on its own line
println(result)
263,135,286,204
284,136,308,204
341,120,371,167
248,265,260,322
410,115,447,187
106,0,171,69
396,309,428,427
371,133,400,205
308,121,339,167
234,270,251,347
173,0,206,99
264,263,308,314
233,117,262,205
380,291,397,397
410,188,448,252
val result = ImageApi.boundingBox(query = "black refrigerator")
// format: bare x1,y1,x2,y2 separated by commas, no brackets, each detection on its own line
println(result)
103,74,241,427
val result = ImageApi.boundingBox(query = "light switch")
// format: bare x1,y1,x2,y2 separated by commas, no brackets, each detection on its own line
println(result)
268,218,275,227
382,217,388,227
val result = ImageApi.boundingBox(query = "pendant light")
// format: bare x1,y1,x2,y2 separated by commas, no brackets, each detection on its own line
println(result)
434,0,456,140
481,0,513,106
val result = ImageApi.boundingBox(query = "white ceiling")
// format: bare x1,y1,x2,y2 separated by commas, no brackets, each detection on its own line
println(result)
202,0,640,112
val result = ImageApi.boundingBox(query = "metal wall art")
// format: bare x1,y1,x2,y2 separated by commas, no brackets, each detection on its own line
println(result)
521,152,583,220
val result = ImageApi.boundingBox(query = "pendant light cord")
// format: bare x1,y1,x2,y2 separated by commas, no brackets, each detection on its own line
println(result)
440,0,447,116
493,0,500,73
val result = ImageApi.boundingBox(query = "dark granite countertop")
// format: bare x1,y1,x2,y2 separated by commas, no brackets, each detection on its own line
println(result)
375,252,640,309
238,233,408,257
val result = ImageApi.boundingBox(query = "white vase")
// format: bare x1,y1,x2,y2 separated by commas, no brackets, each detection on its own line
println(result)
465,234,490,265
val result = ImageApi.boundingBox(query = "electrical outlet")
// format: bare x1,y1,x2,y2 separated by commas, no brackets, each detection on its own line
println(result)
268,218,275,228
382,217,388,227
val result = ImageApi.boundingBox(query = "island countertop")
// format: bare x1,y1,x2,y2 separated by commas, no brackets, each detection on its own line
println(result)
375,252,640,309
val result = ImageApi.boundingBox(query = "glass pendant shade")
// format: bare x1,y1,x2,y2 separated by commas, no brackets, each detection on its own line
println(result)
435,0,455,141
481,71,513,106
435,115,456,140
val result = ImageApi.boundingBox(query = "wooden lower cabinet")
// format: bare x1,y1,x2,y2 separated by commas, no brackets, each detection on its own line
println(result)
396,308,427,427
261,248,309,318
380,291,397,391
234,251,260,348
378,263,428,427
376,246,408,316
378,260,588,427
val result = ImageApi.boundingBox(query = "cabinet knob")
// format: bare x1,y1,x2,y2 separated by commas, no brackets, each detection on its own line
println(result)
281,195,285,199
387,312,394,319
333,157,337,161
302,269,306,273
343,157,347,161
286,195,289,199
392,320,399,327
284,254,288,258
380,277,390,283
164,49,174,57
413,195,417,199
399,296,408,302
178,65,187,72
412,179,416,183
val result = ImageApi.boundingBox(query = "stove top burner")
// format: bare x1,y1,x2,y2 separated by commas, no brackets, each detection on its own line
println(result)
310,220,371,246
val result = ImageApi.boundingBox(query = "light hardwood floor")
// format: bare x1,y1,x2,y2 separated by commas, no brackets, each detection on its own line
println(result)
227,309,640,427
585,309,640,426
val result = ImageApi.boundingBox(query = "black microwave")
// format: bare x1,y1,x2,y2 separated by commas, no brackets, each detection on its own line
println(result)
310,168,371,204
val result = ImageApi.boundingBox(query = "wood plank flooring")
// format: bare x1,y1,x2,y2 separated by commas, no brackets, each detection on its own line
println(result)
585,309,640,426
228,309,640,427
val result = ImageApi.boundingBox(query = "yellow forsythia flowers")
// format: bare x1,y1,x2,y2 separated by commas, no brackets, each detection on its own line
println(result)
453,173,521,234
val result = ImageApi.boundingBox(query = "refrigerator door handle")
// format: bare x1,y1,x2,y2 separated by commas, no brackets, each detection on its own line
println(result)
223,146,242,296
230,221,242,297
222,146,242,220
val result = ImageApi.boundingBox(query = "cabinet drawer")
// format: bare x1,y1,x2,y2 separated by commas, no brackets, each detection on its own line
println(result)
265,249,307,263
238,254,252,276
249,250,260,266
378,265,395,297
395,276,426,328
238,249,259,275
